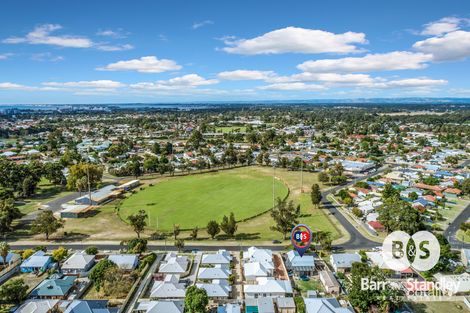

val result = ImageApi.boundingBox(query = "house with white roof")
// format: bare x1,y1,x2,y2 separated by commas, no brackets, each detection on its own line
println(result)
136,300,184,313
244,277,293,298
63,300,118,313
150,275,186,299
244,247,273,265
62,253,95,276
159,253,189,275
108,254,138,271
330,253,361,273
15,300,59,313
198,266,231,280
0,251,20,266
244,262,271,283
434,273,470,295
285,250,315,276
201,250,232,265
217,303,241,313
304,297,353,313
196,279,231,299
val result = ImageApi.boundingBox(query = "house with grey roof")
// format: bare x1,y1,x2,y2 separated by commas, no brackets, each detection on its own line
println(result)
217,303,241,313
330,253,361,273
108,254,138,271
30,275,76,299
201,250,232,265
62,253,95,276
196,279,231,299
150,274,186,299
245,297,275,313
276,297,296,313
198,266,231,280
304,297,353,313
244,277,293,299
159,253,188,275
244,262,271,283
285,250,315,276
20,251,52,273
319,271,341,294
15,300,59,313
136,300,184,313
0,251,20,266
63,300,118,313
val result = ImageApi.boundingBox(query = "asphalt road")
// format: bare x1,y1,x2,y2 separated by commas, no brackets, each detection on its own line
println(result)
318,166,391,250
444,201,470,249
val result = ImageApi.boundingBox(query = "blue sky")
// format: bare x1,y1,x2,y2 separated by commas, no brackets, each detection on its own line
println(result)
1,0,470,104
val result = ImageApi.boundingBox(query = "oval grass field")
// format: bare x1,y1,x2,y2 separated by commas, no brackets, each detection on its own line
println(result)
119,168,288,231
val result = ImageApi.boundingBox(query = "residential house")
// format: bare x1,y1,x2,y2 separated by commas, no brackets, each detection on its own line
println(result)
198,266,231,280
159,253,189,275
444,188,462,199
15,300,59,313
30,275,76,299
62,253,95,276
201,250,232,266
20,251,52,273
285,250,315,276
217,303,241,313
244,277,293,298
304,297,353,313
108,254,138,271
63,300,118,313
150,274,186,299
244,262,271,283
330,253,361,273
276,297,296,313
0,251,20,266
434,273,470,295
136,300,184,313
319,271,341,294
196,280,231,299
245,298,275,313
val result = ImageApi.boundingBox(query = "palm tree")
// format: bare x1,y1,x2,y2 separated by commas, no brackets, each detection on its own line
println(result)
0,241,10,268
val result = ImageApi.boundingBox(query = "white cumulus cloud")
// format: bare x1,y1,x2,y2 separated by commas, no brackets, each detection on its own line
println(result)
97,56,182,73
222,27,367,55
217,70,277,80
42,80,125,89
3,24,93,48
0,82,36,91
298,51,432,73
413,30,470,61
259,82,326,91
3,24,134,51
130,74,218,90
420,17,469,36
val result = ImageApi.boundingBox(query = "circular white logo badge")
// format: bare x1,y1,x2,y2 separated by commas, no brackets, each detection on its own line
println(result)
382,230,440,272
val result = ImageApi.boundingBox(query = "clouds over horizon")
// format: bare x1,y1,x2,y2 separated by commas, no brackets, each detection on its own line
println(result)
1,15,469,101
3,24,134,51
97,56,182,73
222,27,367,55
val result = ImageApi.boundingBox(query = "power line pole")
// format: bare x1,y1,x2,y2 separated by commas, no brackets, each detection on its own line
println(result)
87,164,92,205
300,153,304,193
272,164,275,208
